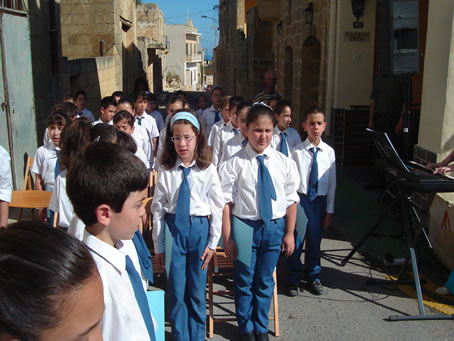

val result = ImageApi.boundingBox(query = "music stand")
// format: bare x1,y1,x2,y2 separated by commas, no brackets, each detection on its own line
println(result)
341,129,454,321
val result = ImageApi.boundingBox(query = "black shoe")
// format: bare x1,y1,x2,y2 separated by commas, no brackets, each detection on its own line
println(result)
255,332,269,341
287,284,299,297
310,280,324,295
241,330,255,341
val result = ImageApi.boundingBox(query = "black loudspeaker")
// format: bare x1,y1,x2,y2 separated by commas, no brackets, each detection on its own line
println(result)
391,0,419,74
377,0,419,75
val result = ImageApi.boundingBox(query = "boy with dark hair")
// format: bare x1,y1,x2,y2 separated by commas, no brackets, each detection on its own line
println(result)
93,96,117,125
146,92,165,132
201,86,224,133
74,90,95,122
196,94,208,117
66,142,157,340
112,90,124,103
113,111,149,167
290,106,336,296
133,92,159,168
32,111,69,192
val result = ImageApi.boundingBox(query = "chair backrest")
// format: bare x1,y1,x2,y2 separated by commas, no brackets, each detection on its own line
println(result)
9,190,52,209
23,155,34,190
148,170,158,198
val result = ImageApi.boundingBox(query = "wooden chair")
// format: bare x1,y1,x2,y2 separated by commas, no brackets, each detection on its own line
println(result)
23,155,34,190
206,248,279,338
140,197,153,233
9,190,52,221
148,170,158,198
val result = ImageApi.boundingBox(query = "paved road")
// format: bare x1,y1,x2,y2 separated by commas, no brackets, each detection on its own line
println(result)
204,233,454,341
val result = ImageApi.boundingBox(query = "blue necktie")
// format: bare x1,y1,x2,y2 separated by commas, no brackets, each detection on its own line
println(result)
241,138,247,148
125,255,156,341
175,167,191,235
256,155,277,225
233,128,239,134
54,154,60,179
132,230,154,283
214,110,221,123
279,132,289,157
308,147,319,201
137,116,144,126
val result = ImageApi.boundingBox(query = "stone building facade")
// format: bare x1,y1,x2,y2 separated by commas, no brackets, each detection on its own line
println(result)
137,3,168,94
165,20,203,91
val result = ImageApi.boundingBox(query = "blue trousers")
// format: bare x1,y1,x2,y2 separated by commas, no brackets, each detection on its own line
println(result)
165,214,209,341
234,217,285,334
300,194,327,283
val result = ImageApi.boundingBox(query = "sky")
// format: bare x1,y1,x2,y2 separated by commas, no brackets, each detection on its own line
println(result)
143,0,219,60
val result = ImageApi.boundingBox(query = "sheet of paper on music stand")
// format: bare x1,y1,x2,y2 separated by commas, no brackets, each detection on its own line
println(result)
231,216,253,267
164,222,172,277
296,204,308,240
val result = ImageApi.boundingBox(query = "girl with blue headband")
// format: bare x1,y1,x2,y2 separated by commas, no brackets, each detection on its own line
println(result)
151,109,224,340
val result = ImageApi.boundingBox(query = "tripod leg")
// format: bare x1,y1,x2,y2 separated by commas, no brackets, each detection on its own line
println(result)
341,201,397,266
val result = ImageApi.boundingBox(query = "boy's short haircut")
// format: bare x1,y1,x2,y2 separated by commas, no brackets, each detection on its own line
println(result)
90,123,117,143
62,102,78,119
147,92,157,102
174,90,187,99
229,96,244,111
67,142,148,226
118,96,135,109
167,95,185,108
235,100,253,117
132,91,148,103
220,96,231,109
274,100,292,115
111,90,124,98
47,110,69,127
115,130,137,154
113,110,134,127
75,90,87,99
100,96,117,109
304,105,325,121
63,93,74,101
210,86,224,97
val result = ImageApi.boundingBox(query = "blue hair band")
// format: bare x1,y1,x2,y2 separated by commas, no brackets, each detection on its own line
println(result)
170,112,200,131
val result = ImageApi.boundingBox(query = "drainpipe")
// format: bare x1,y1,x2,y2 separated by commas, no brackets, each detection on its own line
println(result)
325,0,338,136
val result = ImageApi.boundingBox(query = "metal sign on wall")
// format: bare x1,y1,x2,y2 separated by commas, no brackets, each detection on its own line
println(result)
344,31,371,42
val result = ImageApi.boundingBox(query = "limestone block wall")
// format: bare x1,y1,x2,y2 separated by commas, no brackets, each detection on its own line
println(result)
66,56,118,116
136,3,165,43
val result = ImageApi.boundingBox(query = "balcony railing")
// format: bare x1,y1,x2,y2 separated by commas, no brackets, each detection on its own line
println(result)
186,53,202,63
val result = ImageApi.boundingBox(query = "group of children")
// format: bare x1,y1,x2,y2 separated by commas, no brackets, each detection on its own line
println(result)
1,85,336,341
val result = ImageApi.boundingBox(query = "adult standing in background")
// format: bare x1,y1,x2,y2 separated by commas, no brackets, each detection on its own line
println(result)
253,70,281,104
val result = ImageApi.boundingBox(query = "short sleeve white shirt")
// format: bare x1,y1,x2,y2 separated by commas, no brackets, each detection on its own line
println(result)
218,144,300,221
49,170,73,228
0,146,12,202
207,119,226,147
270,126,302,154
151,159,223,254
31,141,58,190
218,132,246,165
212,121,237,168
291,138,336,213
84,232,156,340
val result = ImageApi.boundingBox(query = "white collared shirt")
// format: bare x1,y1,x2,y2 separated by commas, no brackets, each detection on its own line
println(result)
49,170,73,228
207,118,226,146
218,144,300,221
201,105,221,134
218,132,246,166
0,146,12,202
31,141,59,190
151,159,223,254
135,114,159,140
92,119,113,126
154,128,167,171
270,126,302,154
132,126,152,170
291,138,336,213
84,231,155,340
212,121,238,168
